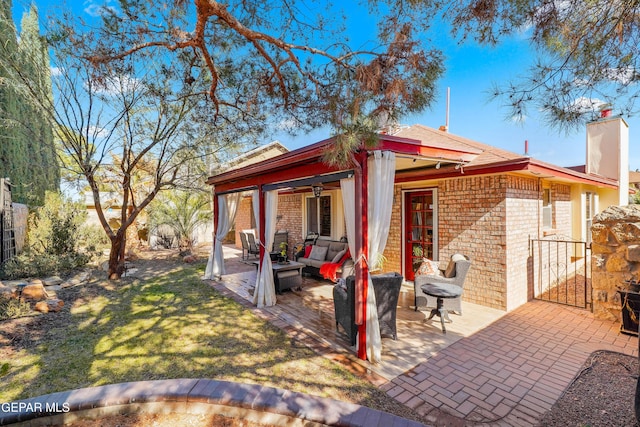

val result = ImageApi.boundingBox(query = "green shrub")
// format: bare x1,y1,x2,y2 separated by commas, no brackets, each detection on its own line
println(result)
0,192,92,279
0,295,31,320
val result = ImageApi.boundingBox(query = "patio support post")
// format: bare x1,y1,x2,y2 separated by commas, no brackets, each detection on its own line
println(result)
213,189,219,244
357,151,369,360
258,185,266,264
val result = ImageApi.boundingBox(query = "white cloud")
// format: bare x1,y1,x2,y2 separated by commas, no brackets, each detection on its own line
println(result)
83,0,118,18
277,118,304,132
567,96,607,114
87,125,109,139
50,67,62,77
603,66,639,85
91,74,141,95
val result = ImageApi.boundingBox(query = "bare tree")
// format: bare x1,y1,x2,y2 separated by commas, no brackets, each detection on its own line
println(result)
1,10,251,278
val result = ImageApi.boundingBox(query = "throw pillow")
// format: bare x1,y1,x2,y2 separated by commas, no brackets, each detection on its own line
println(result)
309,245,329,261
331,249,347,263
444,253,466,278
304,245,313,258
416,258,439,276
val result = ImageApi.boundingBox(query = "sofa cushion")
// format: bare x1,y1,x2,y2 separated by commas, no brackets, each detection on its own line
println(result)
416,258,439,276
444,253,466,278
309,245,329,261
325,242,348,262
331,248,347,263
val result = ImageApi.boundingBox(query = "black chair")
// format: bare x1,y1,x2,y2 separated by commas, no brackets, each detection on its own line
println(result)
332,273,403,346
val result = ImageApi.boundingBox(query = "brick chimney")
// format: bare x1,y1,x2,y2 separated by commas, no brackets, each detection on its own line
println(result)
586,116,630,206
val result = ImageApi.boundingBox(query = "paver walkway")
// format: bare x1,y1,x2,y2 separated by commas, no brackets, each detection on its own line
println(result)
384,300,637,426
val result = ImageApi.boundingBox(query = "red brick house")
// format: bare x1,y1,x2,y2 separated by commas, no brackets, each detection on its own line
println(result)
207,116,629,360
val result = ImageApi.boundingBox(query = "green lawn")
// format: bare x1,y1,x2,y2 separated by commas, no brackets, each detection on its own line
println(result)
0,262,421,421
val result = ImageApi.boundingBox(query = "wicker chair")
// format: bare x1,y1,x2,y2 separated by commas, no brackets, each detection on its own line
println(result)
333,272,403,345
414,254,471,315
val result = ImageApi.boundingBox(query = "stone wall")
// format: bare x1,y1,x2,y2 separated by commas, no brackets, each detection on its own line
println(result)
591,205,640,321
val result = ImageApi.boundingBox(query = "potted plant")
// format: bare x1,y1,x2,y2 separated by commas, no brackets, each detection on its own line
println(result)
278,242,288,263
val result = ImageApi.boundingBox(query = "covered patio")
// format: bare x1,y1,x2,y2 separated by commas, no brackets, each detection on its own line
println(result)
204,133,482,363
209,244,505,381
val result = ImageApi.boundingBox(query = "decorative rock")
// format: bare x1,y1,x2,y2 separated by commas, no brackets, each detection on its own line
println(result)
43,276,63,287
611,223,640,244
21,283,49,301
0,285,12,298
34,299,64,313
594,205,640,224
591,223,609,244
628,245,640,262
605,252,629,272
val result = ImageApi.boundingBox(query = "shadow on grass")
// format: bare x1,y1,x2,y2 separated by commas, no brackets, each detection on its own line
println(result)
0,258,416,422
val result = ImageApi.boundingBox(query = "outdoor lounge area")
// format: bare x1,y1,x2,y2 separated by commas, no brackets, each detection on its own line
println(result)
210,244,505,381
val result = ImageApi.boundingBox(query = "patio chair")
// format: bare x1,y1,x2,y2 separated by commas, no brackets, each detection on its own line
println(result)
239,232,250,260
414,254,471,315
240,231,259,259
333,272,403,346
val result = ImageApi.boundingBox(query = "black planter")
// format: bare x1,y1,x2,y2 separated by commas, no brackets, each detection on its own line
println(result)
618,290,640,336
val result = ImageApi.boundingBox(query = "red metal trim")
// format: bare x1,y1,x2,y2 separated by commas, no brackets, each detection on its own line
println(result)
213,190,219,247
357,151,369,361
258,187,265,264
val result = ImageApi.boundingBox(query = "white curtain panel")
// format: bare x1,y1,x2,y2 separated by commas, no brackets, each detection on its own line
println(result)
340,177,362,325
253,190,278,307
205,193,240,280
340,178,357,262
366,150,396,363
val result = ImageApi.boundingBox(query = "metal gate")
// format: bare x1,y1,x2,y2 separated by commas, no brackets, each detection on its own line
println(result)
530,237,591,310
0,178,16,263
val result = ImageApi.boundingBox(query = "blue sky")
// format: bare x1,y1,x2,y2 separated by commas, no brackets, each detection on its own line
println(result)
15,0,640,171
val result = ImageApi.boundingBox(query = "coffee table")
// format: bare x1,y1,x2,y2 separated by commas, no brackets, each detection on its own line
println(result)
251,260,304,294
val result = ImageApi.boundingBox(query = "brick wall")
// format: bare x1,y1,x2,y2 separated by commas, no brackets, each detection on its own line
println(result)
234,195,254,249
438,176,508,310
385,174,548,312
232,192,304,251
275,193,303,250
505,176,540,310
552,183,572,237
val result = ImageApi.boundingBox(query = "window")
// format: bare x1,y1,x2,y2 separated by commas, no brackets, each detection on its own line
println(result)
542,188,552,228
585,192,594,245
307,195,331,237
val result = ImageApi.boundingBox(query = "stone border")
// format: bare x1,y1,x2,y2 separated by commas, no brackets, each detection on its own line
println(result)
0,379,426,426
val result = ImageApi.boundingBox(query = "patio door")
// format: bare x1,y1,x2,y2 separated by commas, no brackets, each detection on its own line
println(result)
404,190,436,281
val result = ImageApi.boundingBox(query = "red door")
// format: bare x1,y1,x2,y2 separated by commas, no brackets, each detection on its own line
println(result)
404,191,435,281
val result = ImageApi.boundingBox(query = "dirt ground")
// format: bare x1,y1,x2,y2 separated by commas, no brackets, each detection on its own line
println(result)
59,412,275,427
540,350,639,427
